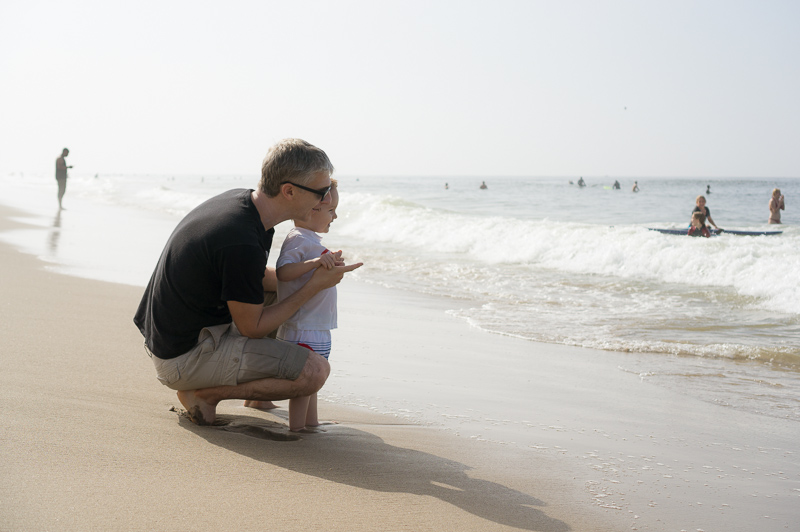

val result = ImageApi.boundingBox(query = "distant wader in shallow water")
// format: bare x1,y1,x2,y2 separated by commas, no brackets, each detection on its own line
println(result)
55,148,72,209
768,188,785,224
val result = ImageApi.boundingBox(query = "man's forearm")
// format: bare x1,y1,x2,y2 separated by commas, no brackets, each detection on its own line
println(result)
252,280,321,336
231,262,360,338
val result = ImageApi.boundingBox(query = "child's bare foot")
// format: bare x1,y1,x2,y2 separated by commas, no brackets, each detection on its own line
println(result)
290,426,327,434
176,390,216,426
243,400,279,410
307,421,338,427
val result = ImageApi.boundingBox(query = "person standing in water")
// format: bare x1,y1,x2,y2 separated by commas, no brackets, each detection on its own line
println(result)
55,148,72,209
631,181,639,192
768,188,785,224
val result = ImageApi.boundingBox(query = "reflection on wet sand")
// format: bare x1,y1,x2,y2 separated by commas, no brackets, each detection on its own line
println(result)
48,210,61,255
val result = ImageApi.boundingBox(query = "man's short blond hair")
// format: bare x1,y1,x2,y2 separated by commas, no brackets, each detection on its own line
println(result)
259,139,334,197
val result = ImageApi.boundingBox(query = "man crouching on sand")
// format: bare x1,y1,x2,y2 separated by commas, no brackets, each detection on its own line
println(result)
134,139,362,425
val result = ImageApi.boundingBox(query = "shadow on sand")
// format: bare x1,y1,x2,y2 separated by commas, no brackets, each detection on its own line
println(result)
174,408,570,532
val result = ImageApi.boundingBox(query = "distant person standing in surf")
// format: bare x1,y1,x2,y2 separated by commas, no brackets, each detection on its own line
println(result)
768,188,785,224
55,148,72,209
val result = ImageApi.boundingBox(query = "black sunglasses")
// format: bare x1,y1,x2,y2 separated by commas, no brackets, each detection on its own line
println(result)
281,181,332,200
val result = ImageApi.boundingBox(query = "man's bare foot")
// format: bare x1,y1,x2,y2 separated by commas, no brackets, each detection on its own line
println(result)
243,400,279,410
176,390,216,426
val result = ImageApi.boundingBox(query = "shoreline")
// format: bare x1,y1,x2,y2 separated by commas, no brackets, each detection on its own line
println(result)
1,203,797,531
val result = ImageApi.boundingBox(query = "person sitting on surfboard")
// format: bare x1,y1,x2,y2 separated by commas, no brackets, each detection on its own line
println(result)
688,212,711,238
692,195,719,230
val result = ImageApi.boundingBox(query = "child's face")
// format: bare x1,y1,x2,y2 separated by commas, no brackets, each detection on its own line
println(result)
691,217,702,228
298,188,338,233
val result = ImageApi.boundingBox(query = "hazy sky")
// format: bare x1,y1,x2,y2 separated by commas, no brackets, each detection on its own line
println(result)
2,0,798,178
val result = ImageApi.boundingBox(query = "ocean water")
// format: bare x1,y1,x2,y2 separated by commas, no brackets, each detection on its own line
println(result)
1,172,799,423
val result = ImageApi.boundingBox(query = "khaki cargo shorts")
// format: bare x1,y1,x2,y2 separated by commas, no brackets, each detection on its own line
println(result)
148,322,310,391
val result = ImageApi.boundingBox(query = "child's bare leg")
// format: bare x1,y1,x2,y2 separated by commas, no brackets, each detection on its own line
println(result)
288,395,312,432
305,392,319,427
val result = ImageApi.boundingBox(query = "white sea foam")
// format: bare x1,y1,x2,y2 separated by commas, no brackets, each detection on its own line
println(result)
337,191,800,316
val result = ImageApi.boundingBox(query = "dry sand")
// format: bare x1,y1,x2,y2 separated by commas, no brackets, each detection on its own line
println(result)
0,205,628,532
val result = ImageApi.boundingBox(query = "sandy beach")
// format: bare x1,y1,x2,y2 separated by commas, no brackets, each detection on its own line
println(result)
0,204,625,532
1,202,797,531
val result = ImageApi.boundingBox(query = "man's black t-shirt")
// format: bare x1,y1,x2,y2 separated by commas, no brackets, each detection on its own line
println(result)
134,189,274,359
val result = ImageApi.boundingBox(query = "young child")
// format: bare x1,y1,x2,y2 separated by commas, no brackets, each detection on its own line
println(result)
688,212,711,237
276,181,348,432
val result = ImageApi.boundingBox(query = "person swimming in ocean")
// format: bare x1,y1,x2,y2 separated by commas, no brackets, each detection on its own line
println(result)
688,212,711,237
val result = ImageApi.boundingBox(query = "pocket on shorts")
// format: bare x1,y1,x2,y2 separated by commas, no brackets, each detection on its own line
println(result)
155,360,181,386
197,323,231,353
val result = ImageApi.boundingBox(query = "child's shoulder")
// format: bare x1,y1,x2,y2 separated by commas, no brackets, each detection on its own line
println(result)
279,227,322,252
283,226,316,241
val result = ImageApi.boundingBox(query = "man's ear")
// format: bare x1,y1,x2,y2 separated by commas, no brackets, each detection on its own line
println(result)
280,183,295,200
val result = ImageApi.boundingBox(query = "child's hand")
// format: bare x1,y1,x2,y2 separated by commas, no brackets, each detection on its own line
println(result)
330,250,345,267
315,252,338,270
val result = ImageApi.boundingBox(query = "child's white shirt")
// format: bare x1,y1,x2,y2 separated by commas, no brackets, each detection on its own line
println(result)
276,227,337,331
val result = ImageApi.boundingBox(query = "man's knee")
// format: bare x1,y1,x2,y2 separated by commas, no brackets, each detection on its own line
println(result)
299,353,330,395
